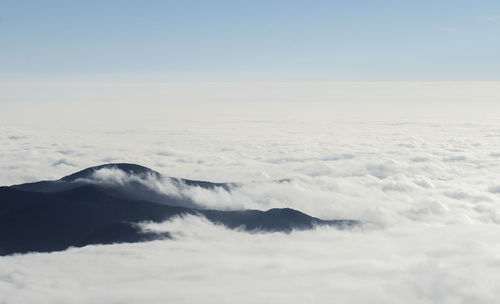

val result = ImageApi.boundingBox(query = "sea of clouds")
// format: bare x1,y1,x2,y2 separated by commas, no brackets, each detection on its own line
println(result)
1,82,500,303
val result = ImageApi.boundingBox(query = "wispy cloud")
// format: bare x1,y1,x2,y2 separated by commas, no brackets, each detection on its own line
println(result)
477,14,500,22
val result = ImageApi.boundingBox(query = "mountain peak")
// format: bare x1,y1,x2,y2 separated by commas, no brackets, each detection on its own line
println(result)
3,164,360,255
61,163,161,181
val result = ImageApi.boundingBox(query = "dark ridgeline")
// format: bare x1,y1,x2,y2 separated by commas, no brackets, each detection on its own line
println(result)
0,163,358,256
12,163,232,209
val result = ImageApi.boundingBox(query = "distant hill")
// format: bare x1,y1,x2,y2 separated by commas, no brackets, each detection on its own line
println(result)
12,163,232,208
1,164,358,255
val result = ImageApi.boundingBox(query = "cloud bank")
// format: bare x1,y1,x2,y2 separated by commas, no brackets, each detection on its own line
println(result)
1,216,499,304
1,82,500,303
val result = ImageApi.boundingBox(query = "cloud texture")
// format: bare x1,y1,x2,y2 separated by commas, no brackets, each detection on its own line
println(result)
1,216,500,304
1,82,500,303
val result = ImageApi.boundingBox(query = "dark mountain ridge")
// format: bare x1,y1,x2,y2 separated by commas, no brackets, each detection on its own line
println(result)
12,163,231,208
1,164,359,256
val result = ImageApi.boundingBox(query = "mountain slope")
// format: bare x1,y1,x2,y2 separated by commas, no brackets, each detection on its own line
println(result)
1,164,359,255
0,186,187,255
12,163,231,208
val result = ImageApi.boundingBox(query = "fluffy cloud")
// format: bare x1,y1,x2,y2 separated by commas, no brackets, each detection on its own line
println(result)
1,216,500,304
1,82,500,303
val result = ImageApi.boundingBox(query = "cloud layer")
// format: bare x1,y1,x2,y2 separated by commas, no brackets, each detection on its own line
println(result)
1,83,500,303
1,216,500,304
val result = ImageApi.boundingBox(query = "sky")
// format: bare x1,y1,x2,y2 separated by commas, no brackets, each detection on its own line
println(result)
1,0,500,82
2,2,500,302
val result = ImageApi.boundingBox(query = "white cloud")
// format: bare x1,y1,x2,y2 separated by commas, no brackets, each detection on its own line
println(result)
76,167,183,198
1,82,500,303
1,216,500,304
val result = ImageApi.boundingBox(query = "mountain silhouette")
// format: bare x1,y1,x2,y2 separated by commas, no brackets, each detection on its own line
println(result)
1,164,358,255
12,163,231,208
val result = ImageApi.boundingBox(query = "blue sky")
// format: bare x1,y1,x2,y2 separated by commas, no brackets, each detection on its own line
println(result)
1,0,499,81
